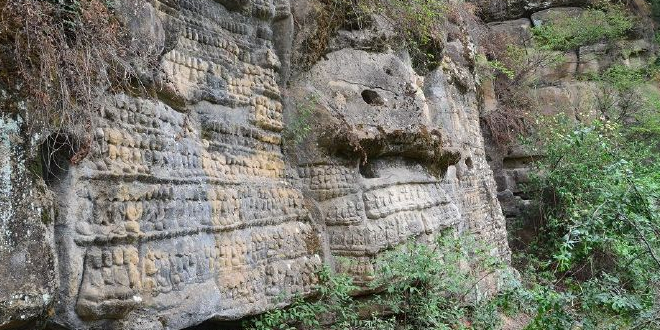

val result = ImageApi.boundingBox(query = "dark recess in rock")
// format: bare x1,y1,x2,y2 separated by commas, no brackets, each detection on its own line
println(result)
361,89,385,106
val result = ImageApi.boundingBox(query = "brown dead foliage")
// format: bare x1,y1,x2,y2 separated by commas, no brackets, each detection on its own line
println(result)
479,30,558,148
0,0,144,156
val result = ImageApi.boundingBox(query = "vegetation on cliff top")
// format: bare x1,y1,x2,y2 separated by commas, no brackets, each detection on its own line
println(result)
0,0,143,157
532,2,634,51
300,0,477,73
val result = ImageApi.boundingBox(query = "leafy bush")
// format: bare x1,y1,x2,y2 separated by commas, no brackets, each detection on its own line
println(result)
247,265,359,330
246,233,508,330
513,111,660,329
529,118,660,270
633,87,660,138
584,64,660,130
478,2,660,328
649,0,660,23
532,3,634,51
370,233,503,329
477,41,560,148
284,94,317,146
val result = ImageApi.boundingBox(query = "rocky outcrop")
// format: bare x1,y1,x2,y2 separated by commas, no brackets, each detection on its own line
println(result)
0,0,517,329
48,1,323,328
480,4,658,228
473,0,591,22
0,116,56,330
287,46,509,282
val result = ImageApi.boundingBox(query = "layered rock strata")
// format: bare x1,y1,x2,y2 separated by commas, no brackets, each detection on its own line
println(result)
482,5,658,223
0,0,514,329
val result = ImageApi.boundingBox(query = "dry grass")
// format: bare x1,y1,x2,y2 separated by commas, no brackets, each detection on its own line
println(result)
0,0,146,162
294,0,373,70
479,31,559,147
295,0,451,73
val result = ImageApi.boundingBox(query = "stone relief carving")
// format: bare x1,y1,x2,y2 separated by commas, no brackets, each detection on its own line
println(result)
287,47,509,283
32,0,509,328
53,0,322,328
2,0,655,328
288,50,462,282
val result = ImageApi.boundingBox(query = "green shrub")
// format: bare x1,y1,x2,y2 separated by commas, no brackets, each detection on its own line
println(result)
585,64,660,127
531,116,660,271
476,53,515,80
369,233,504,329
482,2,660,328
633,88,660,138
532,3,634,51
246,265,359,330
650,0,660,23
477,32,565,148
284,94,317,145
246,233,508,330
513,112,660,329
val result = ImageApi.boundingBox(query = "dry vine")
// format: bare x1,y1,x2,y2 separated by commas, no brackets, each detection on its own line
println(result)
0,0,147,165
479,30,560,147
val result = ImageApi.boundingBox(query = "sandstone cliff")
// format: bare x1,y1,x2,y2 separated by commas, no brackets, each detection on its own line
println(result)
0,0,654,329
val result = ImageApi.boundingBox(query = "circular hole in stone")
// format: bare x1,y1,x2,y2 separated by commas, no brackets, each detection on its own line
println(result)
464,157,474,170
361,90,384,106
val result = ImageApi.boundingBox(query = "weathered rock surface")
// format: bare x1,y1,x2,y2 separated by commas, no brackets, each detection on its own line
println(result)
0,0,529,329
481,4,659,225
50,1,324,328
287,47,509,282
473,0,591,22
0,116,56,330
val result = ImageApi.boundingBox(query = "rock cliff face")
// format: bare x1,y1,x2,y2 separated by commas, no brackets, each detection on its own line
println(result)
480,2,658,227
0,0,553,329
0,117,56,330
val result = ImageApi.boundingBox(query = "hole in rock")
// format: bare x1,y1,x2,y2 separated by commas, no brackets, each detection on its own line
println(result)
361,89,385,106
465,157,474,170
359,161,378,178
40,132,77,187
384,68,393,75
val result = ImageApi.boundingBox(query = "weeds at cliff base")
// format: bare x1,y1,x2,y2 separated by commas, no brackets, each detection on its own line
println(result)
245,233,511,330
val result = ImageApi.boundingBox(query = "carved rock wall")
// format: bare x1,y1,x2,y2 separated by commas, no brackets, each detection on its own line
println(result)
0,0,511,329
51,1,323,328
285,45,510,283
